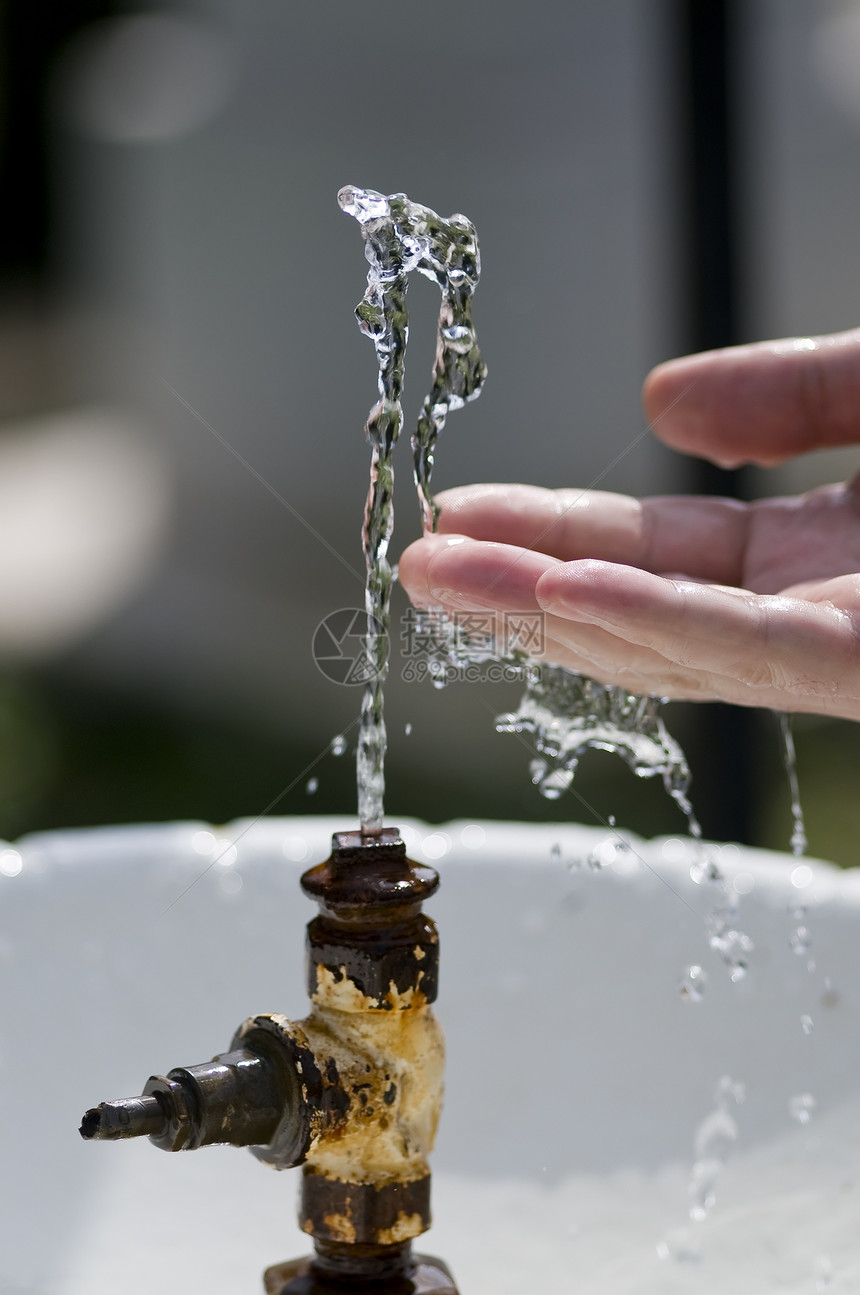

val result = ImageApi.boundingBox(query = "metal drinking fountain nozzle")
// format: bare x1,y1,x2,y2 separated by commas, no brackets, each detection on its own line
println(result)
79,828,459,1295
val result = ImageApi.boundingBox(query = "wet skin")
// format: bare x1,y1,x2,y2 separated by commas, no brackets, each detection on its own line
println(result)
399,328,860,720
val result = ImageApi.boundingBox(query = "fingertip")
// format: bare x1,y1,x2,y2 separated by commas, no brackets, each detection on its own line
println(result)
642,352,716,457
642,352,698,411
399,533,476,602
643,328,860,466
641,358,679,422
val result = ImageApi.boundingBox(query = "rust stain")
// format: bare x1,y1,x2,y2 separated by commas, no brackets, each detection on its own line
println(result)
322,1213,357,1244
376,1211,425,1245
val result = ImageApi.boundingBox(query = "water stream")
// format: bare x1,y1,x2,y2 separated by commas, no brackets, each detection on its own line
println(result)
779,712,808,857
339,185,487,831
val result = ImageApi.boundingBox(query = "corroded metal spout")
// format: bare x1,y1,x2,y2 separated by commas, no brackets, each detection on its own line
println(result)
80,1034,303,1155
79,828,458,1294
81,1094,166,1141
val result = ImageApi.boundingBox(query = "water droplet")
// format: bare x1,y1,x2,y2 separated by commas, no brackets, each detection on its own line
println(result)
715,1076,745,1107
694,1107,738,1161
611,840,639,875
421,832,450,860
790,925,811,955
680,964,707,1003
215,842,238,868
459,824,485,849
550,842,562,862
789,1092,816,1124
191,830,215,856
688,1158,720,1220
689,848,723,885
588,840,618,870
331,734,347,756
0,849,23,878
539,768,572,799
791,864,813,889
800,1013,814,1034
607,815,616,827
404,722,412,736
790,825,808,856
306,777,319,795
707,906,754,979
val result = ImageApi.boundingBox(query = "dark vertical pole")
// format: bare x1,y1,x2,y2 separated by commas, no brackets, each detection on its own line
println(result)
673,0,756,843
0,1,121,291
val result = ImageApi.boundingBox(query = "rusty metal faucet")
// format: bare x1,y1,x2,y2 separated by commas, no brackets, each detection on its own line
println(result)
79,828,459,1295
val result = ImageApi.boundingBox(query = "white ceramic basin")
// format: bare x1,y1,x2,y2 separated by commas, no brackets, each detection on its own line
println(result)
3,817,858,1293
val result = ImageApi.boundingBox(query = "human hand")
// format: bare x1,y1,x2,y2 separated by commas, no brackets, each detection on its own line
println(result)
398,329,860,718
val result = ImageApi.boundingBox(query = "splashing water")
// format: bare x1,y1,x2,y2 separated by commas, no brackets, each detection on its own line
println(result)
410,608,702,831
339,185,486,832
497,664,699,830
